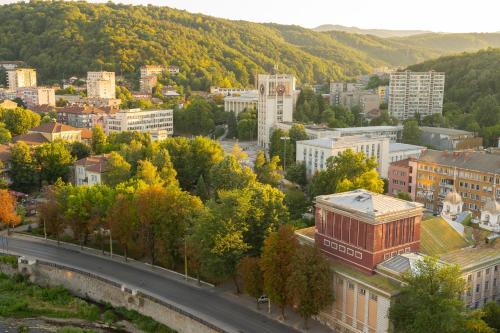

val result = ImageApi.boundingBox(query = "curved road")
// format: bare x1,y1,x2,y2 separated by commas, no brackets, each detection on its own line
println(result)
3,236,300,333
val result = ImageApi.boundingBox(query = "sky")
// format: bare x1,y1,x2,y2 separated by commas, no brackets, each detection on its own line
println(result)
1,0,499,33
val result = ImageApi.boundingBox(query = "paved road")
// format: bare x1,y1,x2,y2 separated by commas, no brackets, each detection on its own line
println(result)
2,236,300,333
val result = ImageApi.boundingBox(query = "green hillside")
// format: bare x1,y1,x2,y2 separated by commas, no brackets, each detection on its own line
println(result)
409,48,500,146
394,33,500,54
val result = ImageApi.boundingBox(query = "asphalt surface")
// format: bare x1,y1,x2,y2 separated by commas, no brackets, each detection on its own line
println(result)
3,236,301,333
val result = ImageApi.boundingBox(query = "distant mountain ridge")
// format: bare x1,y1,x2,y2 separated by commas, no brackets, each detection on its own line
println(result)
313,24,433,38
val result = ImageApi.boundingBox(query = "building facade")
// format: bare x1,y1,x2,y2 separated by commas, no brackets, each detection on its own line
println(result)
388,71,445,120
257,74,295,148
74,155,110,186
7,68,37,90
296,135,390,177
140,65,165,78
332,126,403,143
105,108,173,138
87,72,116,99
387,158,418,198
57,106,115,129
139,75,158,94
388,143,426,163
17,87,55,107
223,92,258,116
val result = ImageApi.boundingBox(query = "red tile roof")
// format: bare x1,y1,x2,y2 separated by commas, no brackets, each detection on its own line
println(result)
29,122,80,133
75,155,110,174
12,133,49,146
80,128,92,140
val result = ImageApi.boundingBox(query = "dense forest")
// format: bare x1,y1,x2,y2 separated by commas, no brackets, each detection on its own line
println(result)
3,2,500,90
409,48,500,146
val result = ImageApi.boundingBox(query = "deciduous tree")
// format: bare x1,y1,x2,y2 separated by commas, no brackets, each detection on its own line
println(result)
103,152,131,186
0,189,20,233
238,256,264,308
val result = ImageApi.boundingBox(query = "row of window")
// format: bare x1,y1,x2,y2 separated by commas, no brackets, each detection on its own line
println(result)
338,278,378,302
323,239,363,260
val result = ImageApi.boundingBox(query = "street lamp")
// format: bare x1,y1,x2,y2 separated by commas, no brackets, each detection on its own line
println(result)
280,136,290,172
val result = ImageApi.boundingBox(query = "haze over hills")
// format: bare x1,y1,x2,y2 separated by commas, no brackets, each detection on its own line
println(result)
2,1,500,88
313,24,433,38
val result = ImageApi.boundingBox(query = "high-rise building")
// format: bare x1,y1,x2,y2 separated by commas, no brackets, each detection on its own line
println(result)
257,74,295,148
86,72,116,99
388,70,445,120
104,108,173,140
17,87,55,107
7,68,37,90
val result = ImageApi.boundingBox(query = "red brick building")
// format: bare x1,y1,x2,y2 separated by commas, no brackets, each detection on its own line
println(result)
315,189,424,274
387,158,418,199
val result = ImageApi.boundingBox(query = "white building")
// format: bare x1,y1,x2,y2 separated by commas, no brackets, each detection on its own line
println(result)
210,87,255,96
388,71,445,120
140,65,165,78
87,71,116,99
0,61,24,71
478,198,500,233
332,125,403,143
105,108,173,139
7,68,37,90
275,122,338,139
257,74,296,148
17,87,55,107
389,143,426,163
224,91,258,116
296,135,390,177
74,155,110,186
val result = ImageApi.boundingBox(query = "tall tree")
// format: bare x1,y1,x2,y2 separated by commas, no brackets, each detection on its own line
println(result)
35,141,74,185
0,123,11,144
103,152,131,186
209,155,256,193
254,151,282,187
287,244,334,328
153,148,178,187
402,119,421,145
38,186,65,244
107,193,137,261
260,225,299,319
91,125,107,154
135,160,162,185
389,256,467,333
0,189,21,233
238,256,264,308
9,142,38,193
1,107,40,135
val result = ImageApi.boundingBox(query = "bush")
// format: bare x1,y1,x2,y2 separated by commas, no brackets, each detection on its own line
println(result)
0,255,18,268
114,306,177,333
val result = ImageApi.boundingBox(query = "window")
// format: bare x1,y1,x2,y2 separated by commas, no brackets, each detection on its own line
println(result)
324,239,331,247
467,275,472,282
359,288,366,295
339,245,346,253
347,248,354,256
348,282,355,290
485,281,489,290
476,284,480,293
331,242,338,250
486,268,490,275
337,278,343,285
477,271,482,278
355,251,362,259
370,294,378,302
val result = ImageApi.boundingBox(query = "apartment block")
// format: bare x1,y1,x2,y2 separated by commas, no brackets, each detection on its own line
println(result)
17,87,55,107
105,108,173,139
387,158,418,198
7,68,37,90
140,65,165,78
57,105,116,129
257,74,296,148
139,75,158,94
87,71,116,99
388,71,445,120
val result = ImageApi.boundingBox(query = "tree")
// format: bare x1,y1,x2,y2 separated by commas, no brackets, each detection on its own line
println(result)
285,189,310,220
459,310,495,333
0,189,21,233
389,256,467,333
482,301,500,331
260,225,299,319
370,110,398,126
35,141,74,185
288,244,334,328
209,155,256,193
107,193,137,261
38,186,65,244
473,95,500,128
195,175,210,202
153,148,178,187
254,151,282,186
69,141,91,160
1,107,40,135
231,143,248,162
285,162,307,187
91,125,107,154
402,119,421,145
135,160,162,185
238,256,264,308
9,142,38,193
0,123,11,144
226,111,238,139
309,149,382,197
103,152,131,186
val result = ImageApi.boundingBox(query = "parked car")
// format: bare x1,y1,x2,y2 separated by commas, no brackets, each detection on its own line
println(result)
257,295,269,304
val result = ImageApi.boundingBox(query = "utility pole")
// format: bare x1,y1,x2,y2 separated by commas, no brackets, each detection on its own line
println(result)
280,136,290,172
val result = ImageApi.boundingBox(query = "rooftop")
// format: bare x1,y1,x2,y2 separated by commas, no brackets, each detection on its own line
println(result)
75,155,110,173
440,240,500,272
420,217,469,256
389,142,426,153
316,189,423,222
420,126,474,136
57,106,107,115
29,122,80,134
417,149,500,174
12,133,49,146
297,135,386,149
334,125,403,133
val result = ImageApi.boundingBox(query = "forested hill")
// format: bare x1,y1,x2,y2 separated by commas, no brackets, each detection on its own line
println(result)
409,48,500,146
3,2,500,90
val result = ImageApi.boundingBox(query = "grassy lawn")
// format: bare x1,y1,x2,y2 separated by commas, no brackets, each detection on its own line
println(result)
0,265,176,333
420,217,469,256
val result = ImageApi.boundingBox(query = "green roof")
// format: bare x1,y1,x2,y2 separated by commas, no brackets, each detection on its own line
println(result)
420,217,469,256
441,241,500,272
